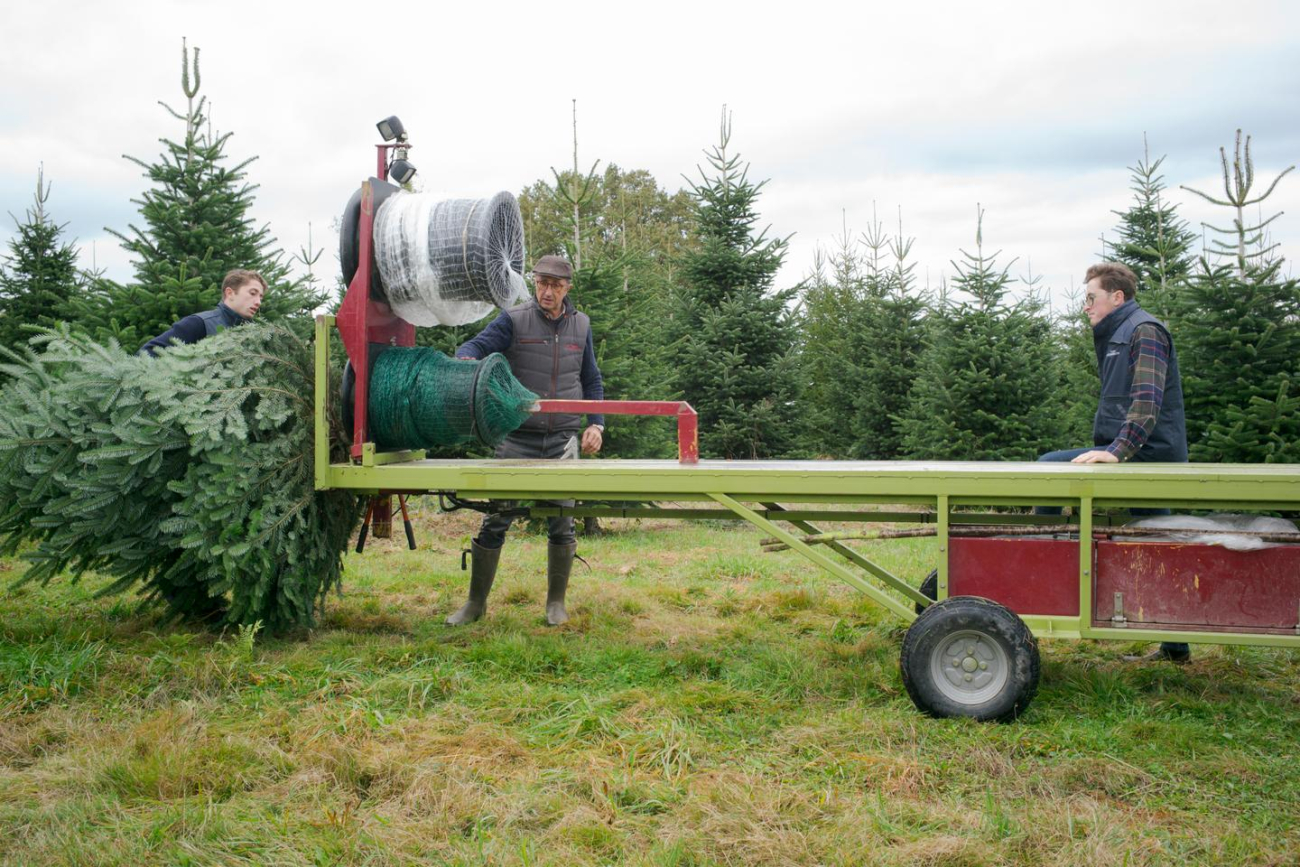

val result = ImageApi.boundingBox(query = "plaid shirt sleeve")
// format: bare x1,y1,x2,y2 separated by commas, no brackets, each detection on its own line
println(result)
1105,323,1169,461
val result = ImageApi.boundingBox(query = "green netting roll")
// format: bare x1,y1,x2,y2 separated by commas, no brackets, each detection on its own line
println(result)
369,348,538,449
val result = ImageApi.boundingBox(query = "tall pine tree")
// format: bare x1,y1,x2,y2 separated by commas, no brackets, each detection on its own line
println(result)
1108,136,1196,321
1177,130,1300,463
898,207,1059,460
670,109,799,459
0,166,83,357
73,39,321,349
849,213,929,459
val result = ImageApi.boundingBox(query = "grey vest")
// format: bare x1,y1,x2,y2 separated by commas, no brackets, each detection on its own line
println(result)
506,297,590,434
1092,301,1188,462
196,303,248,337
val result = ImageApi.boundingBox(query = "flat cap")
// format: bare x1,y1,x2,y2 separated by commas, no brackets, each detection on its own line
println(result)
532,254,573,281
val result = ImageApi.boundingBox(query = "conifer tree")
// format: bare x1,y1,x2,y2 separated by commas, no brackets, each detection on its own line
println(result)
796,222,864,457
849,213,928,459
1177,130,1300,463
670,109,799,459
0,323,359,630
1053,285,1099,445
897,207,1059,460
1108,137,1197,321
73,39,321,350
0,166,83,358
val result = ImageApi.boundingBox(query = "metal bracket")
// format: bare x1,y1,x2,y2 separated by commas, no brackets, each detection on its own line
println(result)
1112,592,1127,627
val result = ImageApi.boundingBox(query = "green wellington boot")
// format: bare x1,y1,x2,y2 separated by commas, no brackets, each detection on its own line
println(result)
546,541,576,626
446,540,502,625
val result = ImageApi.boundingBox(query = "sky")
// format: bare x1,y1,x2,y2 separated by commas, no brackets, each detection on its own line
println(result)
1,0,1298,313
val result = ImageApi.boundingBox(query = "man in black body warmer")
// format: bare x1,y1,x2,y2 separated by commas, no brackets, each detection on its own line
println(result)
139,269,264,356
449,255,605,626
1036,262,1191,663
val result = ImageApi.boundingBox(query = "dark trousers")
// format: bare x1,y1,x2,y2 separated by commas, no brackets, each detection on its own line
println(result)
476,430,579,548
1034,447,1186,656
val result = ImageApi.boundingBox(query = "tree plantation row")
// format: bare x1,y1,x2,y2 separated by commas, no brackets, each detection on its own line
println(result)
2,44,1296,466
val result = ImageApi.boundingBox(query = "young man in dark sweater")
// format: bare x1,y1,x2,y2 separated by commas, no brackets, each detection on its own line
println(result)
139,269,265,356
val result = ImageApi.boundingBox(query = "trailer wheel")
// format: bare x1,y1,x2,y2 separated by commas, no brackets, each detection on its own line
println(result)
900,596,1039,722
916,569,938,614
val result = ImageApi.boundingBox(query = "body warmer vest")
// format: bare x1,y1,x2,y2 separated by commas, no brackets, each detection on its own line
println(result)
196,303,248,337
1092,300,1188,463
505,299,591,434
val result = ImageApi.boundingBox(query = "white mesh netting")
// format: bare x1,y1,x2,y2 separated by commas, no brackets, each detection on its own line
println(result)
1126,513,1300,551
373,190,528,326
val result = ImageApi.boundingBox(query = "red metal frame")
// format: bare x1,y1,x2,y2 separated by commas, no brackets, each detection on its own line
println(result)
336,176,415,459
534,399,699,464
948,536,1300,636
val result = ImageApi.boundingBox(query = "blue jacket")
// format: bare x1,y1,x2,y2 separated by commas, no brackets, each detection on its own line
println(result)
139,303,250,356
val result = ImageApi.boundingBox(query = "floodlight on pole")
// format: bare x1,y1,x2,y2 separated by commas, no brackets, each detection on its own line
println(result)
376,115,406,142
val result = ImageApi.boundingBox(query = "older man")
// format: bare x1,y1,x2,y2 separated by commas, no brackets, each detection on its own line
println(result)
1037,261,1190,662
447,254,604,626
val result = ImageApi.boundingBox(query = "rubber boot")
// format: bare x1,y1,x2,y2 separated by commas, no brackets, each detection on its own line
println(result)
446,540,501,626
546,541,576,626
1123,642,1191,664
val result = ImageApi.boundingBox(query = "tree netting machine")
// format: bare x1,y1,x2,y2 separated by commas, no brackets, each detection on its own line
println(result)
319,128,1300,722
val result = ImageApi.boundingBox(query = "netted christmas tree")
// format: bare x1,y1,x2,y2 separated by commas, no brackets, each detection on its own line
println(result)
1177,130,1299,463
0,166,84,360
898,207,1060,460
0,323,359,630
72,39,322,350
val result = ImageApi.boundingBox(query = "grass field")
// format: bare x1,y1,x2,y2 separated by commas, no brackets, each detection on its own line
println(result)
2,505,1298,866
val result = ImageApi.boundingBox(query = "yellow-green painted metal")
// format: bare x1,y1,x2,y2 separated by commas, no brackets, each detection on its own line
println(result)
313,312,1300,650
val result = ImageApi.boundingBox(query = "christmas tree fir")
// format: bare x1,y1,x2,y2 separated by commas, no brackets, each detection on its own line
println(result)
898,207,1060,461
0,166,84,360
0,323,359,630
73,39,322,350
670,108,799,460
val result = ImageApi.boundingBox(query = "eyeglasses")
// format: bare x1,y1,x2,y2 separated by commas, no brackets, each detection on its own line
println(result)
535,277,569,291
1083,290,1120,307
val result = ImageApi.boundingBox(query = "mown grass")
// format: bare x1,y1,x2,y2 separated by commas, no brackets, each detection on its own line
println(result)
1,505,1298,866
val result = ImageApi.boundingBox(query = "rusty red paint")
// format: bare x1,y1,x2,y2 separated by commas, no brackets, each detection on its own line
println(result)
1094,541,1300,634
949,537,1083,616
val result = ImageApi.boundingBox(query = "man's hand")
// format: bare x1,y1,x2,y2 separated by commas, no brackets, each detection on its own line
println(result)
1071,450,1119,464
581,425,603,455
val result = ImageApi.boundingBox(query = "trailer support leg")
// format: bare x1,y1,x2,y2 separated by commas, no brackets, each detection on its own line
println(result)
761,503,931,608
709,493,917,622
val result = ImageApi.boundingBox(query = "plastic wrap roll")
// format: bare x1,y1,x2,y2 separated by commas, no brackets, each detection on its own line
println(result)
373,191,527,326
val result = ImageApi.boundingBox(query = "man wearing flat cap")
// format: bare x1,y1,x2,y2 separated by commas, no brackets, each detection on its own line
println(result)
449,254,605,627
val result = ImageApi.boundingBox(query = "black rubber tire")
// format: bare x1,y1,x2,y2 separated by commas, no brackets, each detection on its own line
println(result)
916,569,938,615
900,595,1040,722
339,187,363,289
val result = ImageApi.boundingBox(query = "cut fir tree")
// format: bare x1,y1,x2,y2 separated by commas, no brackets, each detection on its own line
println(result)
0,323,359,631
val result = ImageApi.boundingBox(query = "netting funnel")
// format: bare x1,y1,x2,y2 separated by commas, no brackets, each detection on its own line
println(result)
373,191,528,326
368,347,537,450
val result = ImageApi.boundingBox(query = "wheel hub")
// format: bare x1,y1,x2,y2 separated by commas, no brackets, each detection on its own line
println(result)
930,629,1010,705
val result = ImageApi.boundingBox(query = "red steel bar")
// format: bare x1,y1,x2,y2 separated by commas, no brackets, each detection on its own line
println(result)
533,399,699,463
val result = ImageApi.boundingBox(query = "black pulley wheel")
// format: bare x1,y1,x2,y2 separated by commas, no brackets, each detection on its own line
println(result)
339,178,404,298
900,595,1040,722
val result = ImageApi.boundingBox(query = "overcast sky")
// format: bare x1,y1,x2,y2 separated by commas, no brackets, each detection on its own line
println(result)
2,0,1297,313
